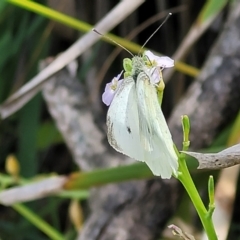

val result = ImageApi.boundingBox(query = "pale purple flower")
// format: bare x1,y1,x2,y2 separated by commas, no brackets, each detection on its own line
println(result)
148,67,162,84
145,50,174,68
102,73,123,106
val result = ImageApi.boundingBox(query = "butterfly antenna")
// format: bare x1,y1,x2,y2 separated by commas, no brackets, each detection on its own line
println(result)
93,29,134,57
139,13,172,53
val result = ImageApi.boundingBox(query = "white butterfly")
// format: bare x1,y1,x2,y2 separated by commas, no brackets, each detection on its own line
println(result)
102,51,178,179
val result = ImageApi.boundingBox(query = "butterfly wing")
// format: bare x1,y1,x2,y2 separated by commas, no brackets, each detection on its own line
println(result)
106,77,145,161
136,72,178,178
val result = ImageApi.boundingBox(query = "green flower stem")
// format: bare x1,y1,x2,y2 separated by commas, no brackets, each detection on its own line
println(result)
12,203,64,240
177,156,217,240
157,90,164,106
157,77,164,106
181,115,190,151
179,114,217,238
207,176,215,219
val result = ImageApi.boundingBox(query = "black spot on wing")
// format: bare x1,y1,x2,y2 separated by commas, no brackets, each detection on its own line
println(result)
147,127,150,133
127,126,131,133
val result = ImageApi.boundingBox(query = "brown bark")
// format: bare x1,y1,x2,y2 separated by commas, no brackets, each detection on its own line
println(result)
169,2,240,149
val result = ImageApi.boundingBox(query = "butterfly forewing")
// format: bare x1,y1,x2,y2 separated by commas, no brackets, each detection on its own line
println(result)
106,77,145,161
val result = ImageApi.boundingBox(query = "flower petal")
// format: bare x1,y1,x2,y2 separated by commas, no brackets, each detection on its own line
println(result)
102,75,123,106
155,56,174,68
144,50,174,68
102,87,115,106
149,67,162,84
144,50,156,61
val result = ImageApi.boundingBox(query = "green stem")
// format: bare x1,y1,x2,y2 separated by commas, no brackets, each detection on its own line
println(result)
177,157,217,240
12,203,64,240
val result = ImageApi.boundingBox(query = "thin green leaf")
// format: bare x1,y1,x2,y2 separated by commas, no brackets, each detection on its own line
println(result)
37,121,63,150
12,203,65,240
18,94,42,177
228,111,240,145
0,0,7,13
198,0,228,23
65,163,153,190
56,190,89,200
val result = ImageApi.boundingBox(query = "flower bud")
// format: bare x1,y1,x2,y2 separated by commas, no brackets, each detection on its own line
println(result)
5,154,20,179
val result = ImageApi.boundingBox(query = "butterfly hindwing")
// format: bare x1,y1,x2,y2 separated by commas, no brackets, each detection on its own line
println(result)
136,71,178,178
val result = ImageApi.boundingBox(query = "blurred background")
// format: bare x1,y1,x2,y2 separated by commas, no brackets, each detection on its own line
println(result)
0,0,240,239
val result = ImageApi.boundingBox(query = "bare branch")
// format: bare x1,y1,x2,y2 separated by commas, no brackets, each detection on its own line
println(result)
0,176,67,206
182,144,240,170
